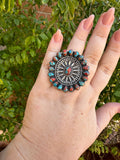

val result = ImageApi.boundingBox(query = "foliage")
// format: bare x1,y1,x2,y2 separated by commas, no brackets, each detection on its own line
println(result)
0,0,120,159
89,140,109,155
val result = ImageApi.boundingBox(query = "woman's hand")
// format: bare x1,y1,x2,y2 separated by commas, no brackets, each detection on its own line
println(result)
0,7,120,160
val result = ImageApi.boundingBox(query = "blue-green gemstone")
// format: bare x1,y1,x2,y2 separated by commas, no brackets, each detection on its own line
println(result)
58,85,62,90
74,51,79,57
57,52,62,58
78,55,84,61
48,72,54,77
69,50,73,53
49,67,55,71
64,89,68,92
79,81,85,86
82,60,87,65
49,61,55,66
53,82,58,87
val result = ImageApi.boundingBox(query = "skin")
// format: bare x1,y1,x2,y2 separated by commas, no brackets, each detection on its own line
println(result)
0,7,120,160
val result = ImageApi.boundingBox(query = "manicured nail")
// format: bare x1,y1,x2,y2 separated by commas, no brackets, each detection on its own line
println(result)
102,8,115,25
54,29,62,42
83,14,95,30
114,29,120,41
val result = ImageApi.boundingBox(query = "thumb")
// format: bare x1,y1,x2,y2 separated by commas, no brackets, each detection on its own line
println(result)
96,102,120,137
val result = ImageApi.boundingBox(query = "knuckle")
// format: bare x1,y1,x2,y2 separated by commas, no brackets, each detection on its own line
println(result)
42,61,49,70
75,33,86,42
100,63,113,75
95,33,107,40
87,54,99,66
108,47,120,54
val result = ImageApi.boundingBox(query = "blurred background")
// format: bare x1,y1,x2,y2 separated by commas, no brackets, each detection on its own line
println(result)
0,0,120,159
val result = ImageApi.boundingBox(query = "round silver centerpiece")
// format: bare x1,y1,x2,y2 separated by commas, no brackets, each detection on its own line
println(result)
48,50,89,92
55,56,82,86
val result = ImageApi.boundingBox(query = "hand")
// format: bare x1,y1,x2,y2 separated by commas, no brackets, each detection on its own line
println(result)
0,7,120,160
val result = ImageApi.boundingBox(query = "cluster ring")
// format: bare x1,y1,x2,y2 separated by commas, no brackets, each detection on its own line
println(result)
48,49,90,92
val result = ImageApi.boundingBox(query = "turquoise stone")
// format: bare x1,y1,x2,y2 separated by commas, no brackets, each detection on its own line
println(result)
48,72,54,77
69,49,73,56
74,51,79,57
78,55,84,61
49,67,55,71
58,85,62,90
49,61,55,66
81,60,87,65
64,89,68,92
79,81,85,86
57,52,62,58
53,82,58,87
63,86,68,92
53,56,58,61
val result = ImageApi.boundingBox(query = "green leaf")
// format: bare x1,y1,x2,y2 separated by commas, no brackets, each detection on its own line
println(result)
16,54,22,64
1,0,5,10
39,32,48,41
2,53,8,59
36,37,41,49
42,0,49,4
111,147,119,156
82,0,86,5
9,57,15,64
18,0,22,6
97,147,101,155
21,50,28,63
7,0,11,12
101,147,104,153
25,36,35,46
8,46,21,53
6,71,11,79
79,157,85,160
14,19,19,26
114,91,120,97
67,0,75,20
58,0,66,13
30,49,36,57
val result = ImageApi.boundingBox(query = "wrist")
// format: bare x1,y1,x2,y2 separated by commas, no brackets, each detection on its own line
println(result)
0,131,60,160
0,130,83,160
0,133,23,160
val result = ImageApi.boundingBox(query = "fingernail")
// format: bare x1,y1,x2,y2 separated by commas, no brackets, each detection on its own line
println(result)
83,14,95,30
54,29,62,42
102,7,115,25
114,29,120,41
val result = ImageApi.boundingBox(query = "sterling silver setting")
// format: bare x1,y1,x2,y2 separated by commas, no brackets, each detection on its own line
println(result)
48,50,89,92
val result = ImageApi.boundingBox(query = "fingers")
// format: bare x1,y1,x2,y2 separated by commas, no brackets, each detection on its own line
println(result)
91,29,120,93
67,15,94,54
35,29,63,89
96,102,120,137
83,8,115,82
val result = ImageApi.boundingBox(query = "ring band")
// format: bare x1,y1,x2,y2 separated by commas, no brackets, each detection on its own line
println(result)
48,49,89,92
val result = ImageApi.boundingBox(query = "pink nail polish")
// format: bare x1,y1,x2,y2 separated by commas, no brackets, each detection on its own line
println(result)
83,14,95,30
114,29,120,41
54,29,62,42
102,8,115,25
